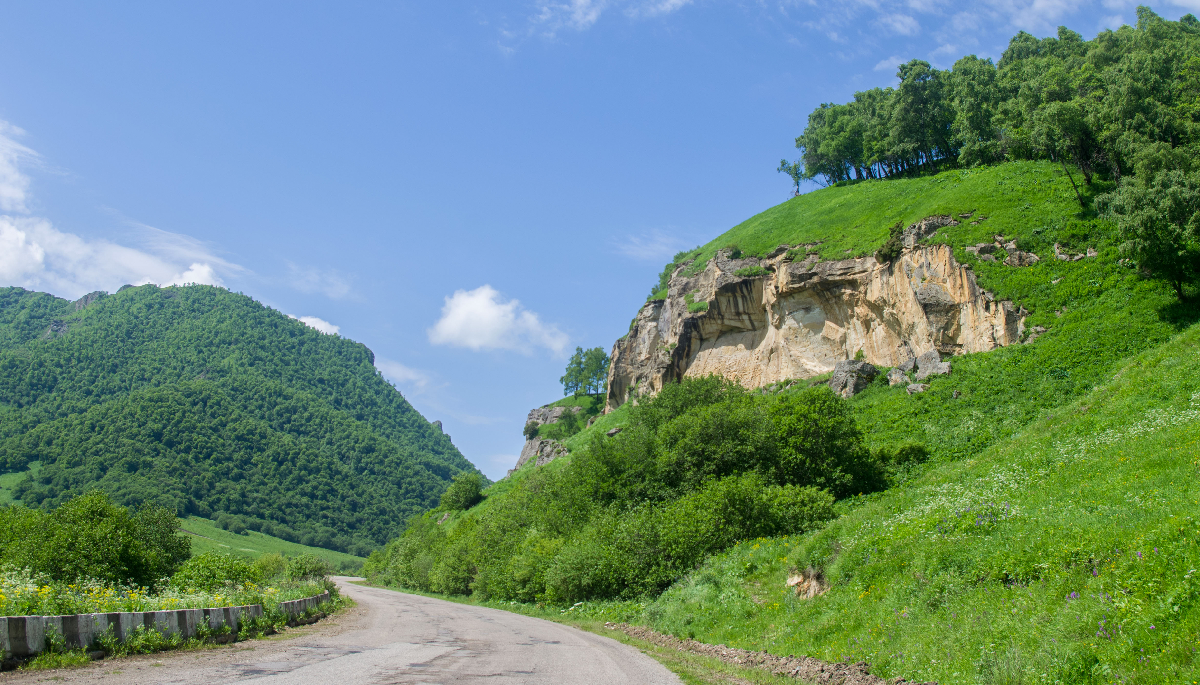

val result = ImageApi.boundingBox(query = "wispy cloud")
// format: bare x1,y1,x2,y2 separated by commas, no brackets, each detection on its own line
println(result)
286,261,352,299
0,121,36,213
375,357,430,389
874,55,903,72
521,0,692,40
614,229,690,261
288,314,340,335
428,285,568,355
876,13,921,34
0,120,242,300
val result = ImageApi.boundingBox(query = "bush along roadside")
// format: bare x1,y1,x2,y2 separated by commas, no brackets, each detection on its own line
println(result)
4,584,345,671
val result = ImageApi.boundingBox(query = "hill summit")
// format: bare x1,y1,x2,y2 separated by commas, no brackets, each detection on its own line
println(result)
0,284,477,556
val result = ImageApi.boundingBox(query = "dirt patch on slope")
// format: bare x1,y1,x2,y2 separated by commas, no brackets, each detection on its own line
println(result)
605,622,935,685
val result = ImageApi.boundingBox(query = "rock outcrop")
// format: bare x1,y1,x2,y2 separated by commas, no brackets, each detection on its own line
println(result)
605,217,1025,410
512,437,567,473
508,404,582,476
827,360,878,398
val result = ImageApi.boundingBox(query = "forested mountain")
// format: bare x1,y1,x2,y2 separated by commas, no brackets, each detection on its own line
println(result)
0,284,476,556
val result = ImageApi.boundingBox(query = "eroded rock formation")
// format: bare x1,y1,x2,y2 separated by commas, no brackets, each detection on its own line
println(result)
606,217,1026,411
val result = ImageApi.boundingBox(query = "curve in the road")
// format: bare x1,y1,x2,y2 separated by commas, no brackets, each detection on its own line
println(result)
0,577,681,685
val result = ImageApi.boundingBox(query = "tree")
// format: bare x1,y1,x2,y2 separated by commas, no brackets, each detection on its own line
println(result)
440,471,485,511
1101,169,1200,300
560,347,610,396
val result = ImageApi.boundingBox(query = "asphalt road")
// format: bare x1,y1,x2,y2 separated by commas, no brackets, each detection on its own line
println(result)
2,577,681,684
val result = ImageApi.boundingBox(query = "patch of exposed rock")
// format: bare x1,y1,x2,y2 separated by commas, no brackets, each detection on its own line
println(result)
511,437,566,474
605,623,934,685
606,216,1026,410
828,360,877,398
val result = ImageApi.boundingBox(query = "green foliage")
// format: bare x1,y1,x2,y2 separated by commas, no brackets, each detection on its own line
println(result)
541,474,834,603
285,553,335,581
1101,168,1200,299
648,247,700,301
252,552,288,580
179,516,364,572
169,552,263,592
439,471,485,511
683,292,709,313
790,14,1199,189
367,376,873,603
643,319,1200,684
560,346,610,396
0,491,189,587
873,221,905,263
523,421,540,440
0,284,474,554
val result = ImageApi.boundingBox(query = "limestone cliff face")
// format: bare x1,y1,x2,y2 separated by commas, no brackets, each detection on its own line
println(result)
605,218,1025,411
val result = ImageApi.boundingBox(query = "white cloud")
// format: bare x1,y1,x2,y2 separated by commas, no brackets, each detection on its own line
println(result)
876,13,921,34
0,121,36,213
428,285,568,355
286,261,352,299
375,357,431,389
0,121,240,300
874,55,904,72
529,0,691,36
614,229,690,261
290,315,340,335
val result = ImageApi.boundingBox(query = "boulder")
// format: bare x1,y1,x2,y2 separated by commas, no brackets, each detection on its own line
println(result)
1004,250,1040,267
828,360,878,398
606,427,623,437
896,356,917,373
886,367,909,386
914,350,951,381
906,383,929,395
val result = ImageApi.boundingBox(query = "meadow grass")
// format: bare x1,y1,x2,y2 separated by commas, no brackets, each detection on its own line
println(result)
684,161,1100,269
641,321,1200,684
180,516,364,570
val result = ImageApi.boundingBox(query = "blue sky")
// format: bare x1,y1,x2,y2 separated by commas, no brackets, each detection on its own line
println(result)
0,0,1193,479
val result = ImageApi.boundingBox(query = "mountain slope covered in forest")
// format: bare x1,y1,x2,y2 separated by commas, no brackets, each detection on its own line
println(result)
0,284,477,555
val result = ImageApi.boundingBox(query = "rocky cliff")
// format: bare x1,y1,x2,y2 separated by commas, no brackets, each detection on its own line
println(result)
605,217,1027,411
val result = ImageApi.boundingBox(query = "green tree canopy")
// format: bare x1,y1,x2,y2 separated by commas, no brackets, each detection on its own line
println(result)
560,347,610,396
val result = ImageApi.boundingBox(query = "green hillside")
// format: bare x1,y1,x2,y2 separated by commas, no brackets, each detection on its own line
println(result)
0,284,478,556
646,319,1200,683
180,516,364,572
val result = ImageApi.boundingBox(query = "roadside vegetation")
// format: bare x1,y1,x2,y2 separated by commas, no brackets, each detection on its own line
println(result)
367,13,1200,683
0,491,345,670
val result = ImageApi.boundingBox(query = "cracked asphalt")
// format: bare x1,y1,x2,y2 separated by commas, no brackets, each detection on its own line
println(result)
1,577,681,684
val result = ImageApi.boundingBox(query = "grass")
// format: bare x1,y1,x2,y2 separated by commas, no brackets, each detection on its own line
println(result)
0,460,40,505
683,160,1101,271
640,320,1200,684
180,516,365,571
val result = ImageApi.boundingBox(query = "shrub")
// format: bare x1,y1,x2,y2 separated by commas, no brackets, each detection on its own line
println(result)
252,552,288,581
768,387,885,497
440,471,485,511
169,552,263,592
543,474,835,602
874,221,905,263
733,265,769,278
0,491,190,588
286,553,334,581
724,243,743,259
523,421,540,440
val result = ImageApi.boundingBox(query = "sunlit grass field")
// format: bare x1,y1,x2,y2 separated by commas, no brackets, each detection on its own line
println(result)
643,322,1200,683
180,516,364,571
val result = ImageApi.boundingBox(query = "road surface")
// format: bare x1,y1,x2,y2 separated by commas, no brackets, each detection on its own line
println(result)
1,577,681,684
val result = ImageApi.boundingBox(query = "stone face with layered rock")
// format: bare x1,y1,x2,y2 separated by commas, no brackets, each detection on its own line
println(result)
606,216,1025,410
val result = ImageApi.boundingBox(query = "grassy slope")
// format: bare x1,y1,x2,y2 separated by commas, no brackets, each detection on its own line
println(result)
684,160,1096,268
644,321,1200,683
180,516,364,571
523,161,1196,470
